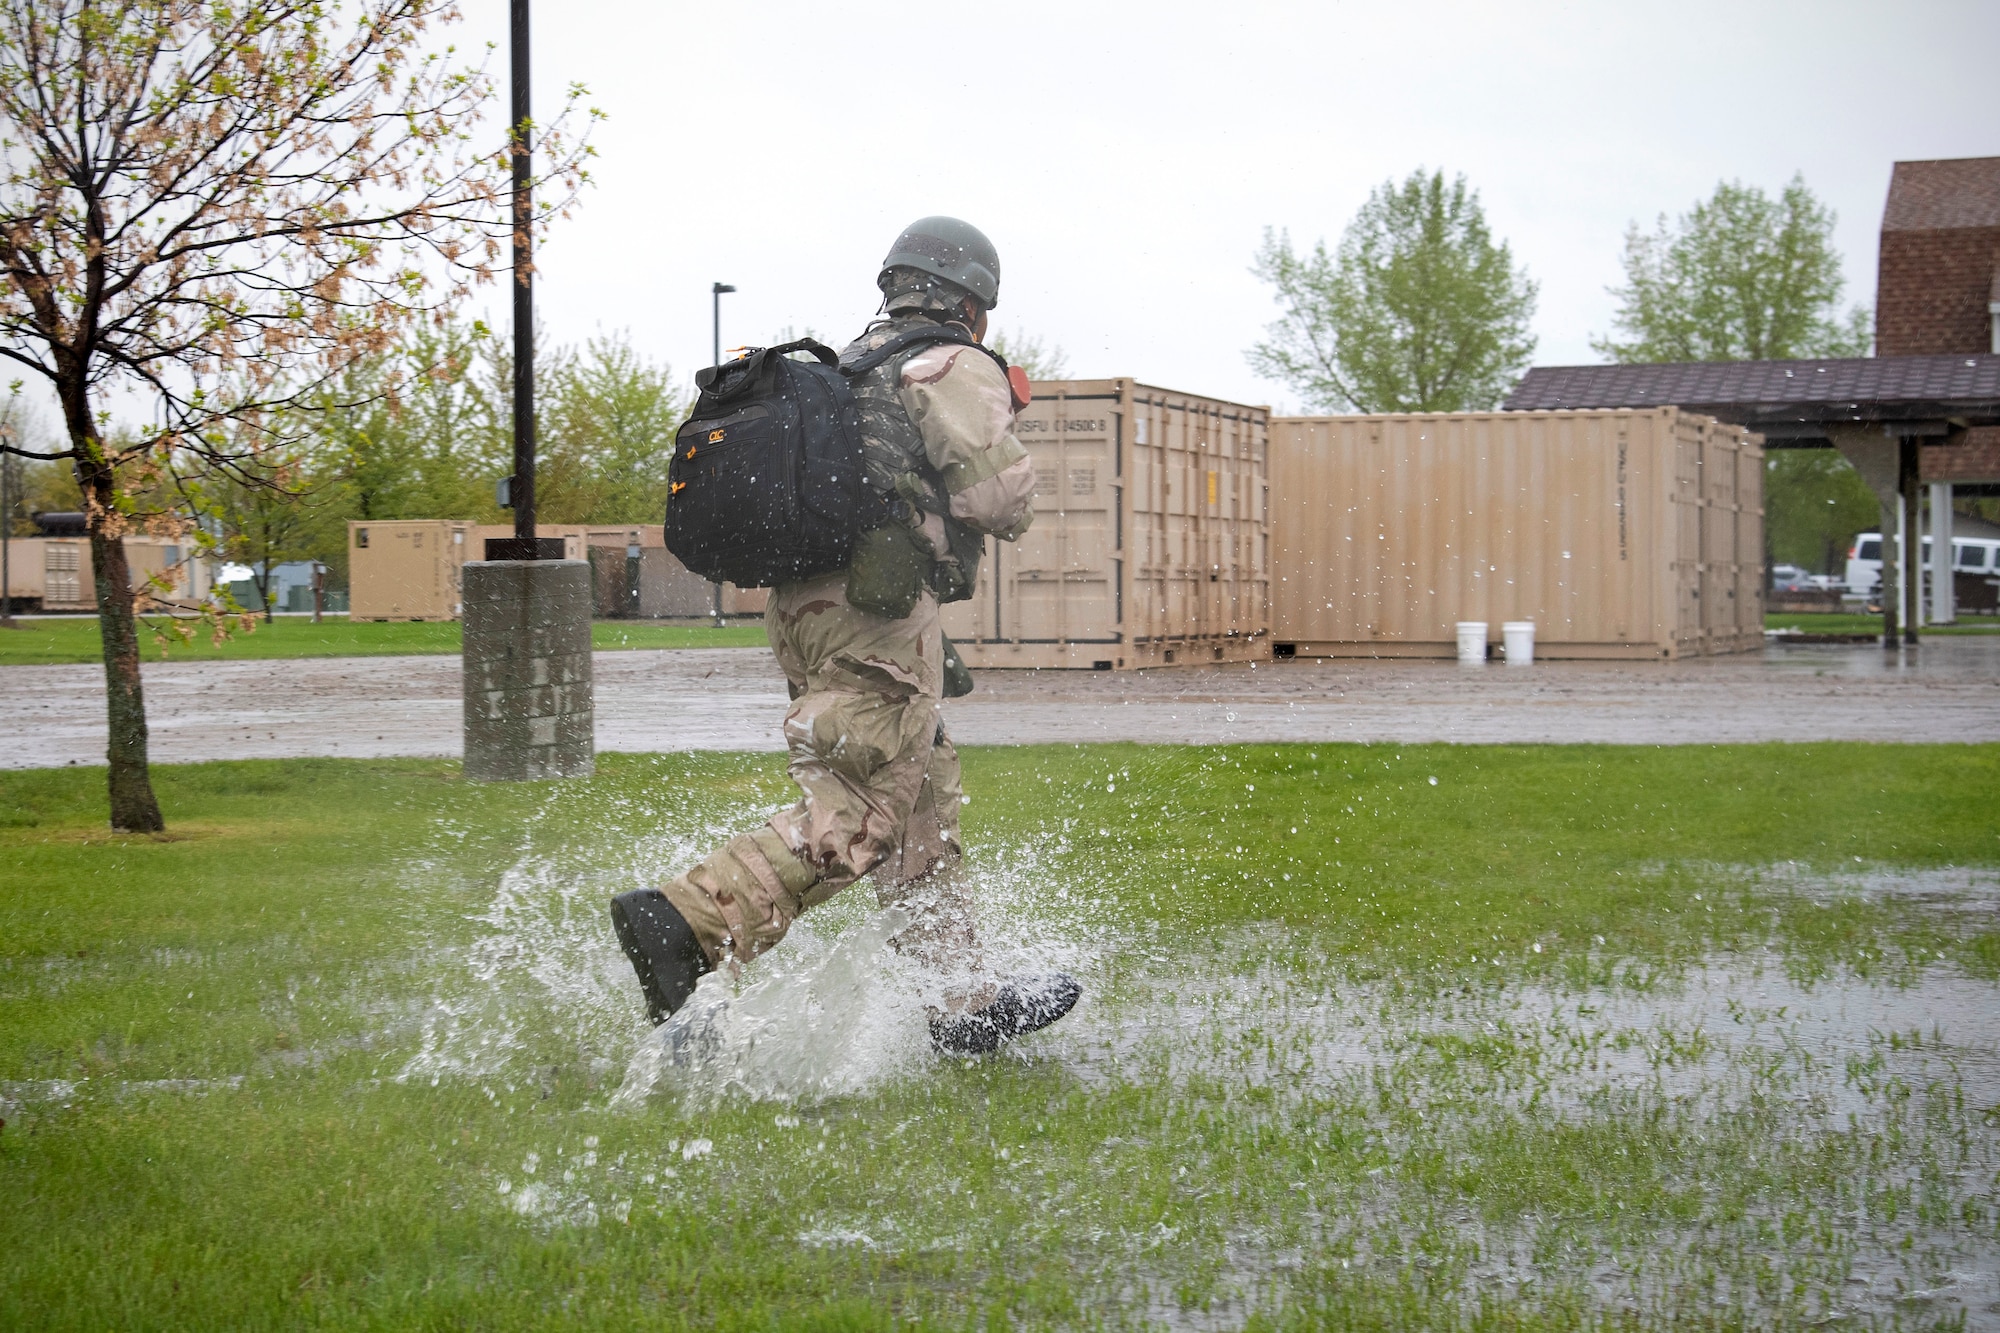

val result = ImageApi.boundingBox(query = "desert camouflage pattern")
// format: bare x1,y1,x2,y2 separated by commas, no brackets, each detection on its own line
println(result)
839,313,1035,541
897,338,1034,540
657,323,1033,969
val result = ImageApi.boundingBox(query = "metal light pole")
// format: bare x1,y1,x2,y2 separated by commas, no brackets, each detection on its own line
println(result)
459,0,593,781
709,282,734,625
508,0,536,558
0,439,12,627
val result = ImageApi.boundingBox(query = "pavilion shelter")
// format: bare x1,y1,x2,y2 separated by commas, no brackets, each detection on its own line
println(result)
1504,356,2000,644
1505,156,2000,646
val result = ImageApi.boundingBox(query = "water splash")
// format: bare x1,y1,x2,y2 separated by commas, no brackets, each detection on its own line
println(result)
397,815,1106,1103
613,905,923,1107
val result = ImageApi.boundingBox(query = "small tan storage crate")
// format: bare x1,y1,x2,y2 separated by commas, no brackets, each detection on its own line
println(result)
348,521,472,621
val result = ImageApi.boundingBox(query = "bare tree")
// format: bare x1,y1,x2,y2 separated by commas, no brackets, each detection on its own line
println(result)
0,0,591,830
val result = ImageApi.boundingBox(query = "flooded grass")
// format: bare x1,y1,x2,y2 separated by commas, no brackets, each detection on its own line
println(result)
1,745,1996,1329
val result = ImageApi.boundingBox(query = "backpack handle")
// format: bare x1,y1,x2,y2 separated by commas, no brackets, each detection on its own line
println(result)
693,339,841,406
767,339,840,367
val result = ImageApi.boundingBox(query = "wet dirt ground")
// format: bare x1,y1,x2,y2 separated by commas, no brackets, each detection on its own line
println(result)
4,637,1998,768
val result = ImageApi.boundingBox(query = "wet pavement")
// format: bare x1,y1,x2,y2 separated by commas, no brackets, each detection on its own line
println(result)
4,636,1998,768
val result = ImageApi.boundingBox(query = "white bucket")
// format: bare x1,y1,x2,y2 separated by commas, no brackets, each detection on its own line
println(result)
1502,621,1536,665
1455,621,1488,664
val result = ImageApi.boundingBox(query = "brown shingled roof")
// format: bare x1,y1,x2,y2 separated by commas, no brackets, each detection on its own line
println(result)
1882,157,2000,231
1503,355,2000,425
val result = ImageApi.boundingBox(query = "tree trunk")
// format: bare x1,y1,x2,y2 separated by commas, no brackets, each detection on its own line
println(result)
79,461,165,833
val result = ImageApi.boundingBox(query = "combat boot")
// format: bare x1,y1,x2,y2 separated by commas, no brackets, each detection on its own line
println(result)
929,973,1081,1055
609,889,711,1024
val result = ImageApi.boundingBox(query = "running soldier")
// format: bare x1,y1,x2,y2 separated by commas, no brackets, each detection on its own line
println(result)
611,218,1080,1054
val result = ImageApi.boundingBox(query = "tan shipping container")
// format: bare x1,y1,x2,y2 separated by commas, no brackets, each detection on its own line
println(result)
349,521,472,620
352,521,763,623
14,534,209,612
470,524,588,562
3,535,46,602
483,523,765,618
1269,409,1763,659
546,525,759,619
589,544,711,618
940,379,1270,669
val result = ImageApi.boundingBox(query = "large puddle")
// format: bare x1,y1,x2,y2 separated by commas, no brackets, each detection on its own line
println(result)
380,843,2000,1329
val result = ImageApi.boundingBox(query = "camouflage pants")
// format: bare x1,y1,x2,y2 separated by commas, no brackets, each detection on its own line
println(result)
659,572,971,968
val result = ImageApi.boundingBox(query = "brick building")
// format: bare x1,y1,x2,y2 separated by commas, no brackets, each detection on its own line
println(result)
1876,156,2000,356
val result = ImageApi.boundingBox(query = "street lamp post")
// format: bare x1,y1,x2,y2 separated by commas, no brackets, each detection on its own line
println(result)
0,440,13,626
508,0,537,559
709,282,734,626
459,0,593,782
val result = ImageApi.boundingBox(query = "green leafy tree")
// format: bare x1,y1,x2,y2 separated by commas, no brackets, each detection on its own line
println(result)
197,441,345,621
302,320,685,549
1593,175,1870,363
537,334,690,524
1764,450,1879,575
327,321,510,526
479,330,687,526
2,404,78,534
1249,170,1538,412
1596,176,1875,586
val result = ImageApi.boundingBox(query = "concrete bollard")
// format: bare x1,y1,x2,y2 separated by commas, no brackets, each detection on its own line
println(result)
462,560,595,782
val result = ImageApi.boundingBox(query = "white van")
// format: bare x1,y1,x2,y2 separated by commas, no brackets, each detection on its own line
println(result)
1845,533,2000,594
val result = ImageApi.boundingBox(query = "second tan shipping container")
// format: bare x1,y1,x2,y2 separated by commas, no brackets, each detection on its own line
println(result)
350,520,766,622
470,524,587,562
349,521,472,620
10,534,210,612
589,545,719,618
1269,409,1763,659
485,524,767,616
941,379,1270,669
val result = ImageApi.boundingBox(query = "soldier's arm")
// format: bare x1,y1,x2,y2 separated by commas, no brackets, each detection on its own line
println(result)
898,343,1035,540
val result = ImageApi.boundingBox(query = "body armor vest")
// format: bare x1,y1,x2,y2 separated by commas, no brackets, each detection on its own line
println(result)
838,316,985,603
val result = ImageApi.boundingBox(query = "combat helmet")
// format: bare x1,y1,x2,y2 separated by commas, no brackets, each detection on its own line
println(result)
878,216,1001,313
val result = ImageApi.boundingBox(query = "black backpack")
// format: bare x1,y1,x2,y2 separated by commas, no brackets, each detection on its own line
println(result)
663,328,1000,589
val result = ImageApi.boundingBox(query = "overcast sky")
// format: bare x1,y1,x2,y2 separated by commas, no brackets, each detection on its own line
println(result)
458,0,1993,412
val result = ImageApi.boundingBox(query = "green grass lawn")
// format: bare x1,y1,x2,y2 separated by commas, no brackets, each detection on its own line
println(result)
0,615,768,665
1766,610,2000,635
3,745,1996,1329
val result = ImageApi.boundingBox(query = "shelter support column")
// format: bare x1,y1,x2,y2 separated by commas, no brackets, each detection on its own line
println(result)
1898,438,1921,646
1826,426,1904,649
1930,481,1955,625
